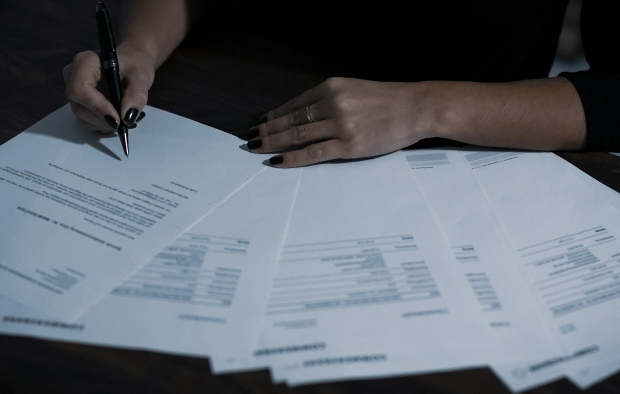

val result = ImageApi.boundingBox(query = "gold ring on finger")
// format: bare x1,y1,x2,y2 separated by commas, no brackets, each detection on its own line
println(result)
305,105,314,123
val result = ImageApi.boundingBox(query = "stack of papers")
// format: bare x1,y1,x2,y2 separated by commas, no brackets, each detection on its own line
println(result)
1,105,620,392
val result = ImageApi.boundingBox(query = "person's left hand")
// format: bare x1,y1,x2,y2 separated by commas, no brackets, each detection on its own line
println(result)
245,77,429,167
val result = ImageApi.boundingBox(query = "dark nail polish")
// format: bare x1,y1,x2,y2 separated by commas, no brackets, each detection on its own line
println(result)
126,113,145,129
124,108,139,126
103,115,118,129
247,139,262,150
245,127,259,140
269,155,284,165
258,114,268,123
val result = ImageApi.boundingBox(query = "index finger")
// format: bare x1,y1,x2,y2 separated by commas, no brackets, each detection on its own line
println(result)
64,51,119,124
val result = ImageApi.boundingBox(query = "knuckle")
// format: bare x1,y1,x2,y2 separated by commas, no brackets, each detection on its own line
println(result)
341,119,357,133
288,151,298,165
307,144,324,161
72,52,84,64
325,77,344,91
288,111,301,127
73,51,94,65
264,121,273,135
292,125,307,141
290,97,302,110
333,94,351,112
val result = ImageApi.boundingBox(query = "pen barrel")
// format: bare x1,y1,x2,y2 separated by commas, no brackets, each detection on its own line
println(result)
103,62,123,114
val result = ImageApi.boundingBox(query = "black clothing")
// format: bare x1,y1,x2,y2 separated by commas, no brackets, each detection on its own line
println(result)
206,0,620,150
560,1,620,150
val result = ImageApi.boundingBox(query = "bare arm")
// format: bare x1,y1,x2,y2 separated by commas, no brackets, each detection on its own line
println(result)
419,77,586,151
64,0,203,130
118,0,203,69
246,76,587,168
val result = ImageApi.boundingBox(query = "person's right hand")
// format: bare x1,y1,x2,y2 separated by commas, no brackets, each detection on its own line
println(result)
63,45,155,132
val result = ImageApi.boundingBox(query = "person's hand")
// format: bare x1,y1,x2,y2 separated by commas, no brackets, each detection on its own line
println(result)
63,45,155,132
245,77,428,167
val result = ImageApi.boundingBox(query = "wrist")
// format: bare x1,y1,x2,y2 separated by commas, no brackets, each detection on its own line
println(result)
409,81,461,141
409,79,587,151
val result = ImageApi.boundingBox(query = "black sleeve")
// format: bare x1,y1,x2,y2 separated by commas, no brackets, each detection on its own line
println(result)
559,0,620,151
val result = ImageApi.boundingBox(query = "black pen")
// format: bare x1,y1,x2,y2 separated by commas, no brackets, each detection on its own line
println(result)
95,2,129,157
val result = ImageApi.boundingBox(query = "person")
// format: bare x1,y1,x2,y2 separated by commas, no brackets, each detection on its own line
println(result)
64,0,620,168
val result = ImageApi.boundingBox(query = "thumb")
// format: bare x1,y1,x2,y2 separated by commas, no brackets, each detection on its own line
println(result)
119,67,152,127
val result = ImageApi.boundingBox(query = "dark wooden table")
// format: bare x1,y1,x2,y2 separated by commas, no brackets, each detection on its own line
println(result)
1,1,619,393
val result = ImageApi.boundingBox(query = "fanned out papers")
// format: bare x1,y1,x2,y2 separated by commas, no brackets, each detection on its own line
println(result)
1,105,620,392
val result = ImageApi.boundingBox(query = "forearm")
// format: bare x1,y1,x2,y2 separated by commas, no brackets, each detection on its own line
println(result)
117,0,203,68
417,77,587,151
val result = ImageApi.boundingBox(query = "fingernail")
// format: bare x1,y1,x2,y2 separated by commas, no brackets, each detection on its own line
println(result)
245,126,259,140
269,155,283,165
127,113,145,129
258,114,268,123
103,115,118,129
247,139,262,150
124,108,139,126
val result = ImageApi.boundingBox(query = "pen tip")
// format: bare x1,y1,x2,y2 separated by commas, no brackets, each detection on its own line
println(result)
119,130,129,158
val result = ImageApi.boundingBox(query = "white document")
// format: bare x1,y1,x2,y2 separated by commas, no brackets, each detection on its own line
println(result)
0,105,268,320
611,153,620,157
277,149,562,386
277,150,620,390
0,166,301,358
564,163,620,389
565,162,620,213
452,150,620,392
569,359,620,389
402,150,559,358
213,152,495,382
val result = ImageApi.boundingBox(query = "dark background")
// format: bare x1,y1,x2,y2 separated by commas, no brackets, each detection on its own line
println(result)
1,0,619,393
